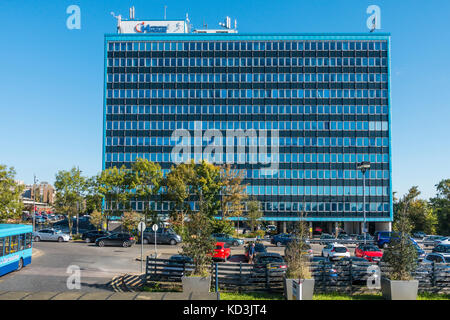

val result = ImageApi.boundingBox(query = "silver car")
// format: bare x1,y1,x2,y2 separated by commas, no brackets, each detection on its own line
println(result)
33,229,71,242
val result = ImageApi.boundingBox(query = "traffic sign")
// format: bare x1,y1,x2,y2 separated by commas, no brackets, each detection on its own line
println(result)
152,224,158,232
138,221,146,232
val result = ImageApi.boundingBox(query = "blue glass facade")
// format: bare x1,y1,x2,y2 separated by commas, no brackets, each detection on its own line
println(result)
103,33,392,225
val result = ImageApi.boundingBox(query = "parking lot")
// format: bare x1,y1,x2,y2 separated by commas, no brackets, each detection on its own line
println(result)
0,236,433,293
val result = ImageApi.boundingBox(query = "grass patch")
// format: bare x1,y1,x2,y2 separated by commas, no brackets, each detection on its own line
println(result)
141,282,182,293
314,293,383,300
417,292,450,300
220,292,284,300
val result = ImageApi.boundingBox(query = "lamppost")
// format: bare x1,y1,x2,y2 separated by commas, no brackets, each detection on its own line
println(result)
357,162,370,244
32,175,38,232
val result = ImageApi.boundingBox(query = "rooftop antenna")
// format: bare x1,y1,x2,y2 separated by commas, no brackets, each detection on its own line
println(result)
111,12,123,33
129,6,135,20
219,16,232,29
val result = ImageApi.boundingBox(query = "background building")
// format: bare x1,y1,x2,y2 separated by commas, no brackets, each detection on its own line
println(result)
103,15,392,233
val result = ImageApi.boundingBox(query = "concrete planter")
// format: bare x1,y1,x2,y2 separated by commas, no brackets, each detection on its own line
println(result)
181,275,211,293
381,277,418,300
284,278,315,300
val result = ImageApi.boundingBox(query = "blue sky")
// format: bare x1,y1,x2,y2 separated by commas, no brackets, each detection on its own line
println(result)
0,0,449,199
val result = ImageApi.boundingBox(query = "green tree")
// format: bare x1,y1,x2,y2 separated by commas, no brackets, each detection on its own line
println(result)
285,210,312,279
181,210,215,276
220,164,247,231
0,165,24,223
54,167,88,236
121,211,143,233
97,166,131,225
130,158,163,223
89,210,103,230
430,179,450,236
210,218,235,235
246,199,263,232
383,188,418,280
84,176,103,214
194,160,223,219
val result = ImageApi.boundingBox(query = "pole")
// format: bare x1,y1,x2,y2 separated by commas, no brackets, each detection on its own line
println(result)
32,175,36,232
141,229,143,273
154,230,157,257
363,170,366,245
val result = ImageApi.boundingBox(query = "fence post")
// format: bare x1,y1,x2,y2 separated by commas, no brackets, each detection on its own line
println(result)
431,261,436,288
215,263,219,293
239,262,243,293
322,261,326,293
145,255,149,283
265,264,270,292
349,259,353,295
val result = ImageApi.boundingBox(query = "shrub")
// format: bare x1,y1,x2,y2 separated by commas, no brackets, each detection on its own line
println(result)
284,213,312,279
211,218,235,236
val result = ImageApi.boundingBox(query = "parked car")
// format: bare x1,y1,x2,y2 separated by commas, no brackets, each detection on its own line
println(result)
435,237,450,246
310,256,338,282
423,253,450,264
319,233,335,245
321,243,350,260
245,242,267,261
95,232,135,247
339,256,372,284
355,244,383,263
162,255,194,277
271,233,296,247
355,234,374,242
211,242,231,262
423,235,447,247
33,229,70,242
412,231,427,239
432,244,450,254
142,228,182,245
82,230,111,243
252,253,287,274
212,233,244,247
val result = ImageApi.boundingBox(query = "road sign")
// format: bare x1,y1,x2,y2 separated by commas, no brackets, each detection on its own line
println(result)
138,221,146,232
152,224,158,232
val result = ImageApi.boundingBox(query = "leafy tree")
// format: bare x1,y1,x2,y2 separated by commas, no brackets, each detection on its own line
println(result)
193,160,223,219
383,188,418,280
430,179,450,236
0,165,24,223
246,198,263,232
220,164,247,231
54,167,88,236
130,158,163,223
181,210,215,277
210,218,235,235
89,210,103,230
97,166,131,226
85,176,103,214
285,211,312,279
121,211,143,233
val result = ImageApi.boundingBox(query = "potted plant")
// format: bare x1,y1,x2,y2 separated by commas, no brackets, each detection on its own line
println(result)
284,212,314,300
180,210,216,293
381,190,419,300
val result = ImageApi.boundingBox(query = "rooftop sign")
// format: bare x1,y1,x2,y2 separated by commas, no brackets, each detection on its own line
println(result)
118,20,188,34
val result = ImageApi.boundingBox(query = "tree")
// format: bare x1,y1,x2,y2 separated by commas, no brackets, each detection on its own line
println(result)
54,167,88,236
85,176,103,214
430,179,450,236
97,166,131,226
246,198,263,232
210,218,235,236
220,164,248,231
284,211,312,279
193,160,223,219
181,210,215,277
0,165,24,223
121,211,143,233
89,210,103,230
130,158,163,223
383,188,418,281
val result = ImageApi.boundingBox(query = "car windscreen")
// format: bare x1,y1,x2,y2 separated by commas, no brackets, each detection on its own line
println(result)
334,247,348,253
436,246,450,253
215,245,223,250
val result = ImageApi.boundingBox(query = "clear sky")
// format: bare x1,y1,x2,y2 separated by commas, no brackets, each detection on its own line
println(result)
0,0,449,200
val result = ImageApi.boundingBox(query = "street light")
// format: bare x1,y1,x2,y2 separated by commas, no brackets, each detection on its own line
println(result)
357,162,370,244
32,175,38,232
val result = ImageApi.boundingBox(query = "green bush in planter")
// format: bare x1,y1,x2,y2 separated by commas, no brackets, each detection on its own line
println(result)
285,213,312,280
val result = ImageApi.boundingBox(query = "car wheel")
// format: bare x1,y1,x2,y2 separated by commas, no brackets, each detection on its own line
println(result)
34,236,41,242
169,239,177,246
98,240,105,247
143,238,149,244
85,238,91,243
58,237,64,242
17,258,23,271
276,241,282,247
122,241,129,248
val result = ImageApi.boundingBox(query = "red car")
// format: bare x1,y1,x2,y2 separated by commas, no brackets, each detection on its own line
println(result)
355,244,383,262
211,242,231,262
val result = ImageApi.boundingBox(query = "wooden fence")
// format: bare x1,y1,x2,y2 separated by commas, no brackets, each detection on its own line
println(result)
145,257,450,295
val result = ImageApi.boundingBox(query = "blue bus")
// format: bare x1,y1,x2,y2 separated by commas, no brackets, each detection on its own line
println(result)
0,224,33,276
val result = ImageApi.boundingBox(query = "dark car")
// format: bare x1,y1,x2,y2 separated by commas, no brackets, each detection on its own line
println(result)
337,234,353,243
252,253,287,274
339,256,373,284
142,228,182,245
245,242,267,261
432,244,450,254
95,232,136,247
162,255,194,277
412,231,427,239
271,233,296,247
310,256,338,282
356,234,374,242
212,233,244,246
82,230,111,243
319,233,335,245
